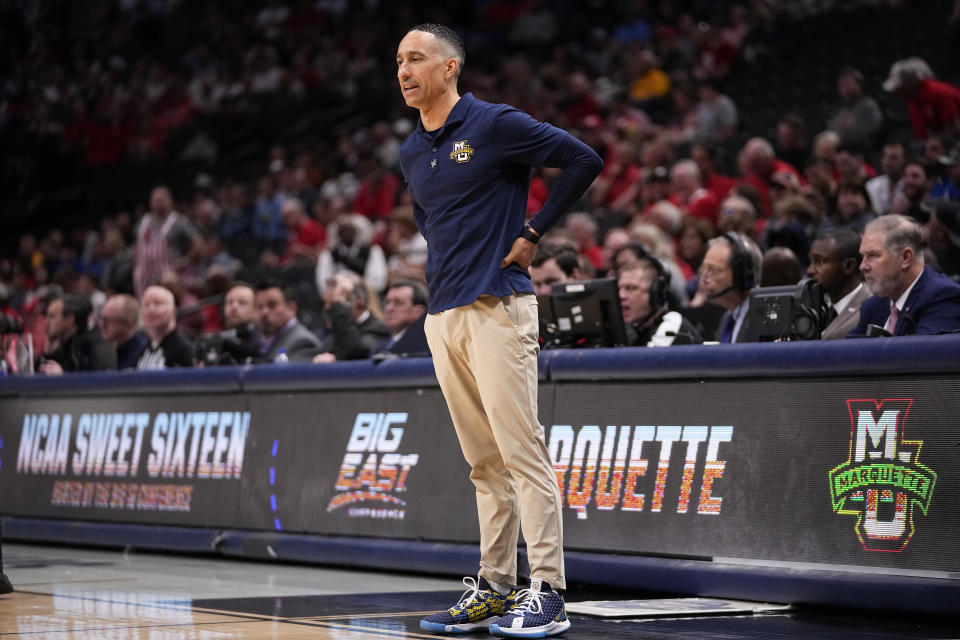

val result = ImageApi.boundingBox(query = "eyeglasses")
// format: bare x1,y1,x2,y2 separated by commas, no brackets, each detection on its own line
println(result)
698,264,729,279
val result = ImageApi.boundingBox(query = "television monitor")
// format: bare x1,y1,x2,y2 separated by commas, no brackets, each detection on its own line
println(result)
741,278,829,342
546,278,628,348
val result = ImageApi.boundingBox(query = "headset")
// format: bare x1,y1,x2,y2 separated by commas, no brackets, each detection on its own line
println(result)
791,277,830,340
724,231,757,291
638,256,671,311
617,242,671,312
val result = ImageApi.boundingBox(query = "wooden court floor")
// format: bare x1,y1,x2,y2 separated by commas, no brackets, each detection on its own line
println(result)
1,543,956,639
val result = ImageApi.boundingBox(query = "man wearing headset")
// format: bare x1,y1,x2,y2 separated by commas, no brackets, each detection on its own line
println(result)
618,258,702,346
697,232,763,343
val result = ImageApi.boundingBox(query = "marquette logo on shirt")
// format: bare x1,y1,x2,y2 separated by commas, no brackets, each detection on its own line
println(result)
327,413,419,520
450,140,475,163
828,399,937,552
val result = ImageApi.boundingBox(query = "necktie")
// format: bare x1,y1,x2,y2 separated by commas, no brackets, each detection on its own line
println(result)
883,302,899,334
720,313,735,343
826,305,838,325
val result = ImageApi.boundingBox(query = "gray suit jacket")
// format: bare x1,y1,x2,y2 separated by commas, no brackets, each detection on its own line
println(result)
265,320,323,362
821,285,871,340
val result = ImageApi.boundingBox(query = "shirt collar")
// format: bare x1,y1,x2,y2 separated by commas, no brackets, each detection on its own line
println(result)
415,92,475,138
894,269,924,311
833,283,864,316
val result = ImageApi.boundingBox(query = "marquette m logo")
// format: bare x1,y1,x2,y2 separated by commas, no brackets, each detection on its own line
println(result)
828,399,936,552
450,140,475,163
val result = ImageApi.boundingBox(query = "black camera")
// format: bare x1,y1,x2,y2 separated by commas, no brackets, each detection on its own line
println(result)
195,326,265,366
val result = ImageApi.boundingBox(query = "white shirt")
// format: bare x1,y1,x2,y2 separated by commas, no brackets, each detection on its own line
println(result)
832,283,865,317
865,175,903,216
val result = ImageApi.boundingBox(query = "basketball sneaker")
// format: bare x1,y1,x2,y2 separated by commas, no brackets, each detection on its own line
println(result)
0,571,12,595
489,579,570,638
420,576,515,634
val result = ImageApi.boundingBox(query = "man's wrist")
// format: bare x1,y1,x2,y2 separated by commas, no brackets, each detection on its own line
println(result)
520,225,541,244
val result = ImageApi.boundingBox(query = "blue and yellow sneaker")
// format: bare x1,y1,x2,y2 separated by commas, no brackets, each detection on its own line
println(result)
420,576,515,634
489,579,570,638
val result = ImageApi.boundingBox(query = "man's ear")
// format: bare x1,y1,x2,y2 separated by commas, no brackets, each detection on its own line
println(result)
841,257,859,275
899,246,915,268
445,58,459,81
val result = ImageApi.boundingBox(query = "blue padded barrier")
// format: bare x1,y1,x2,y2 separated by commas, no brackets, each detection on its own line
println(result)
239,358,438,392
0,365,246,397
4,518,957,616
6,334,956,397
2,517,220,553
216,529,480,577
547,334,960,382
562,551,959,616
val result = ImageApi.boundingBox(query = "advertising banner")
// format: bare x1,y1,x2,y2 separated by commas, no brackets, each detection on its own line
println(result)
550,376,960,573
0,395,252,527
2,374,957,574
237,385,556,541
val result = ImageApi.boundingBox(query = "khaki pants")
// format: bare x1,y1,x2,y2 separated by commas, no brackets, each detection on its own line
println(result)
425,294,565,589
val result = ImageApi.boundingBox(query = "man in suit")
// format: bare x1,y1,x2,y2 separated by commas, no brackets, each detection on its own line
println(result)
313,271,390,362
696,232,762,342
807,228,871,339
852,215,960,336
39,293,116,374
372,279,429,358
255,280,322,362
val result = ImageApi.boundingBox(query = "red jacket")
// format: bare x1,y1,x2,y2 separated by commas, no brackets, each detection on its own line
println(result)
908,78,960,140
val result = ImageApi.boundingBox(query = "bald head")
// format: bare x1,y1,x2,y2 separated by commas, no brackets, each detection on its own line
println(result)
140,285,177,340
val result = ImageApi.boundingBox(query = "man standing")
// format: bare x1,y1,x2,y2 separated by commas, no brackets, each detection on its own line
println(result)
806,229,870,339
826,67,883,144
133,186,201,297
852,215,960,336
883,57,960,141
99,294,148,369
696,233,762,343
397,23,602,638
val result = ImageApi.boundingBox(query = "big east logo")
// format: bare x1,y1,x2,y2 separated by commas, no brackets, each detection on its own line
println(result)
327,413,419,518
828,399,937,552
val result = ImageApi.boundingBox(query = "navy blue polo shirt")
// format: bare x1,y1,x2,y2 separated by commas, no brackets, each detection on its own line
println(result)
399,93,567,314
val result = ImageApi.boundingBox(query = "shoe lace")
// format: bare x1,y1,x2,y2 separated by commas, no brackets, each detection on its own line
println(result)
509,587,543,616
454,576,483,609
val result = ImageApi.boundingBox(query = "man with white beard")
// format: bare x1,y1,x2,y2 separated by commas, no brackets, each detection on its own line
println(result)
851,215,960,336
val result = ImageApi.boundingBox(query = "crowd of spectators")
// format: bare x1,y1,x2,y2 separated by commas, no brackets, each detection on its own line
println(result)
2,0,960,374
